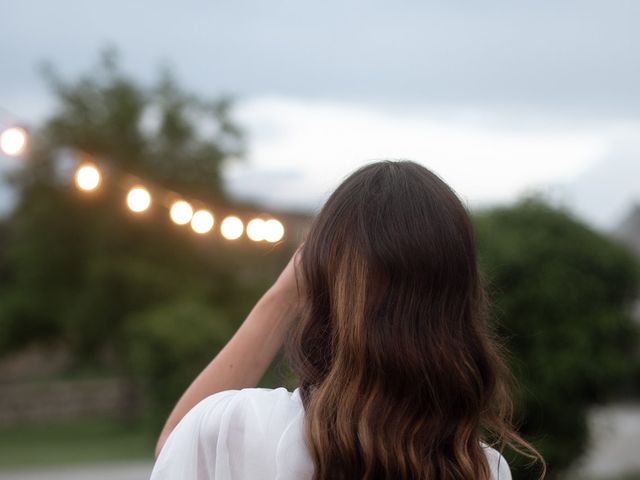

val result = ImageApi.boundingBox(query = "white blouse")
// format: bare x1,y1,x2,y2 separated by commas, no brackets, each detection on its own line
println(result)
150,387,512,479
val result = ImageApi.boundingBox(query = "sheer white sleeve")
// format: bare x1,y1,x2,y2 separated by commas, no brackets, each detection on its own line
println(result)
150,389,240,480
482,443,513,480
150,387,312,480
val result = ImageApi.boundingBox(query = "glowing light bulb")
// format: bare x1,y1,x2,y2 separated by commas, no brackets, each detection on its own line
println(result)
264,219,285,243
220,216,244,240
246,218,266,241
0,127,28,156
127,186,151,212
75,164,101,191
170,200,193,225
191,210,214,234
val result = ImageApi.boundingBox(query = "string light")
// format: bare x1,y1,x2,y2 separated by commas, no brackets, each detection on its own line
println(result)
127,186,151,213
220,216,244,240
170,200,193,225
246,218,266,241
75,164,101,191
264,219,285,243
0,127,28,156
0,106,287,245
191,210,214,234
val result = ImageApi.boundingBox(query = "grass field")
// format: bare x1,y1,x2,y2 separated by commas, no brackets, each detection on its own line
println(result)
0,419,153,469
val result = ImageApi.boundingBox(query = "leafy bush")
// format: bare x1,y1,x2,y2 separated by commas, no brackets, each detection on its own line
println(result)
475,199,640,478
125,299,234,431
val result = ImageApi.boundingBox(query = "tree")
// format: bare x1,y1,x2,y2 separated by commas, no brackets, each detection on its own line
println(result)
0,50,293,421
474,198,640,478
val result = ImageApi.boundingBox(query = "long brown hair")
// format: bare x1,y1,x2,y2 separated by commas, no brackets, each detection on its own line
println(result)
285,160,545,479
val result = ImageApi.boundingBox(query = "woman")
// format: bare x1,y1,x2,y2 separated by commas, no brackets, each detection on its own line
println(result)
151,160,545,479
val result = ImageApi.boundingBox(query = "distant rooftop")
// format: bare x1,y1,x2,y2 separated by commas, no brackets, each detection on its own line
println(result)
615,204,640,258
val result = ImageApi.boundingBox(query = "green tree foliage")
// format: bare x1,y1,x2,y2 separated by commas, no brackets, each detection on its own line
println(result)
475,199,640,478
125,299,234,429
0,50,293,427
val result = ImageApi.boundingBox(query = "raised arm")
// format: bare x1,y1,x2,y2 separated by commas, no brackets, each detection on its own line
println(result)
154,246,303,457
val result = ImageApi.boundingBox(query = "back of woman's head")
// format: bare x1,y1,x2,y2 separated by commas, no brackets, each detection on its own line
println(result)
285,160,544,479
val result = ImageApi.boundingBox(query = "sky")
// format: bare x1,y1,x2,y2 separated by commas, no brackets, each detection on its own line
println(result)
1,0,640,230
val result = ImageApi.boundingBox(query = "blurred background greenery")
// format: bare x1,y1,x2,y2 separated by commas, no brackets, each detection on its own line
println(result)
0,51,639,480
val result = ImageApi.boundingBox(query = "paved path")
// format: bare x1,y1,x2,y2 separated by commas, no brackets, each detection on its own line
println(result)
0,461,153,480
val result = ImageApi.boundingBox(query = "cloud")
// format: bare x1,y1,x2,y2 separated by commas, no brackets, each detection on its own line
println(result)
224,96,625,216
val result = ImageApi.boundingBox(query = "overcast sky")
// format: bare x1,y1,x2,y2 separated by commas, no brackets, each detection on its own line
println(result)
2,1,640,229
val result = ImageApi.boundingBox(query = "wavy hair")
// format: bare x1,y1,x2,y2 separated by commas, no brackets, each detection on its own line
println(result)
285,160,545,479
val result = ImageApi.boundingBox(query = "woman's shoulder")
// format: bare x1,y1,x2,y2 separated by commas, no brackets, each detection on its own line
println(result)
152,387,308,479
238,386,303,403
158,386,303,448
197,386,303,411
190,386,304,435
190,385,302,411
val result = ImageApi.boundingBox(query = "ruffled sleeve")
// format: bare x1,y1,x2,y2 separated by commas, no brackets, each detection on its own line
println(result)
149,387,312,480
150,389,240,480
